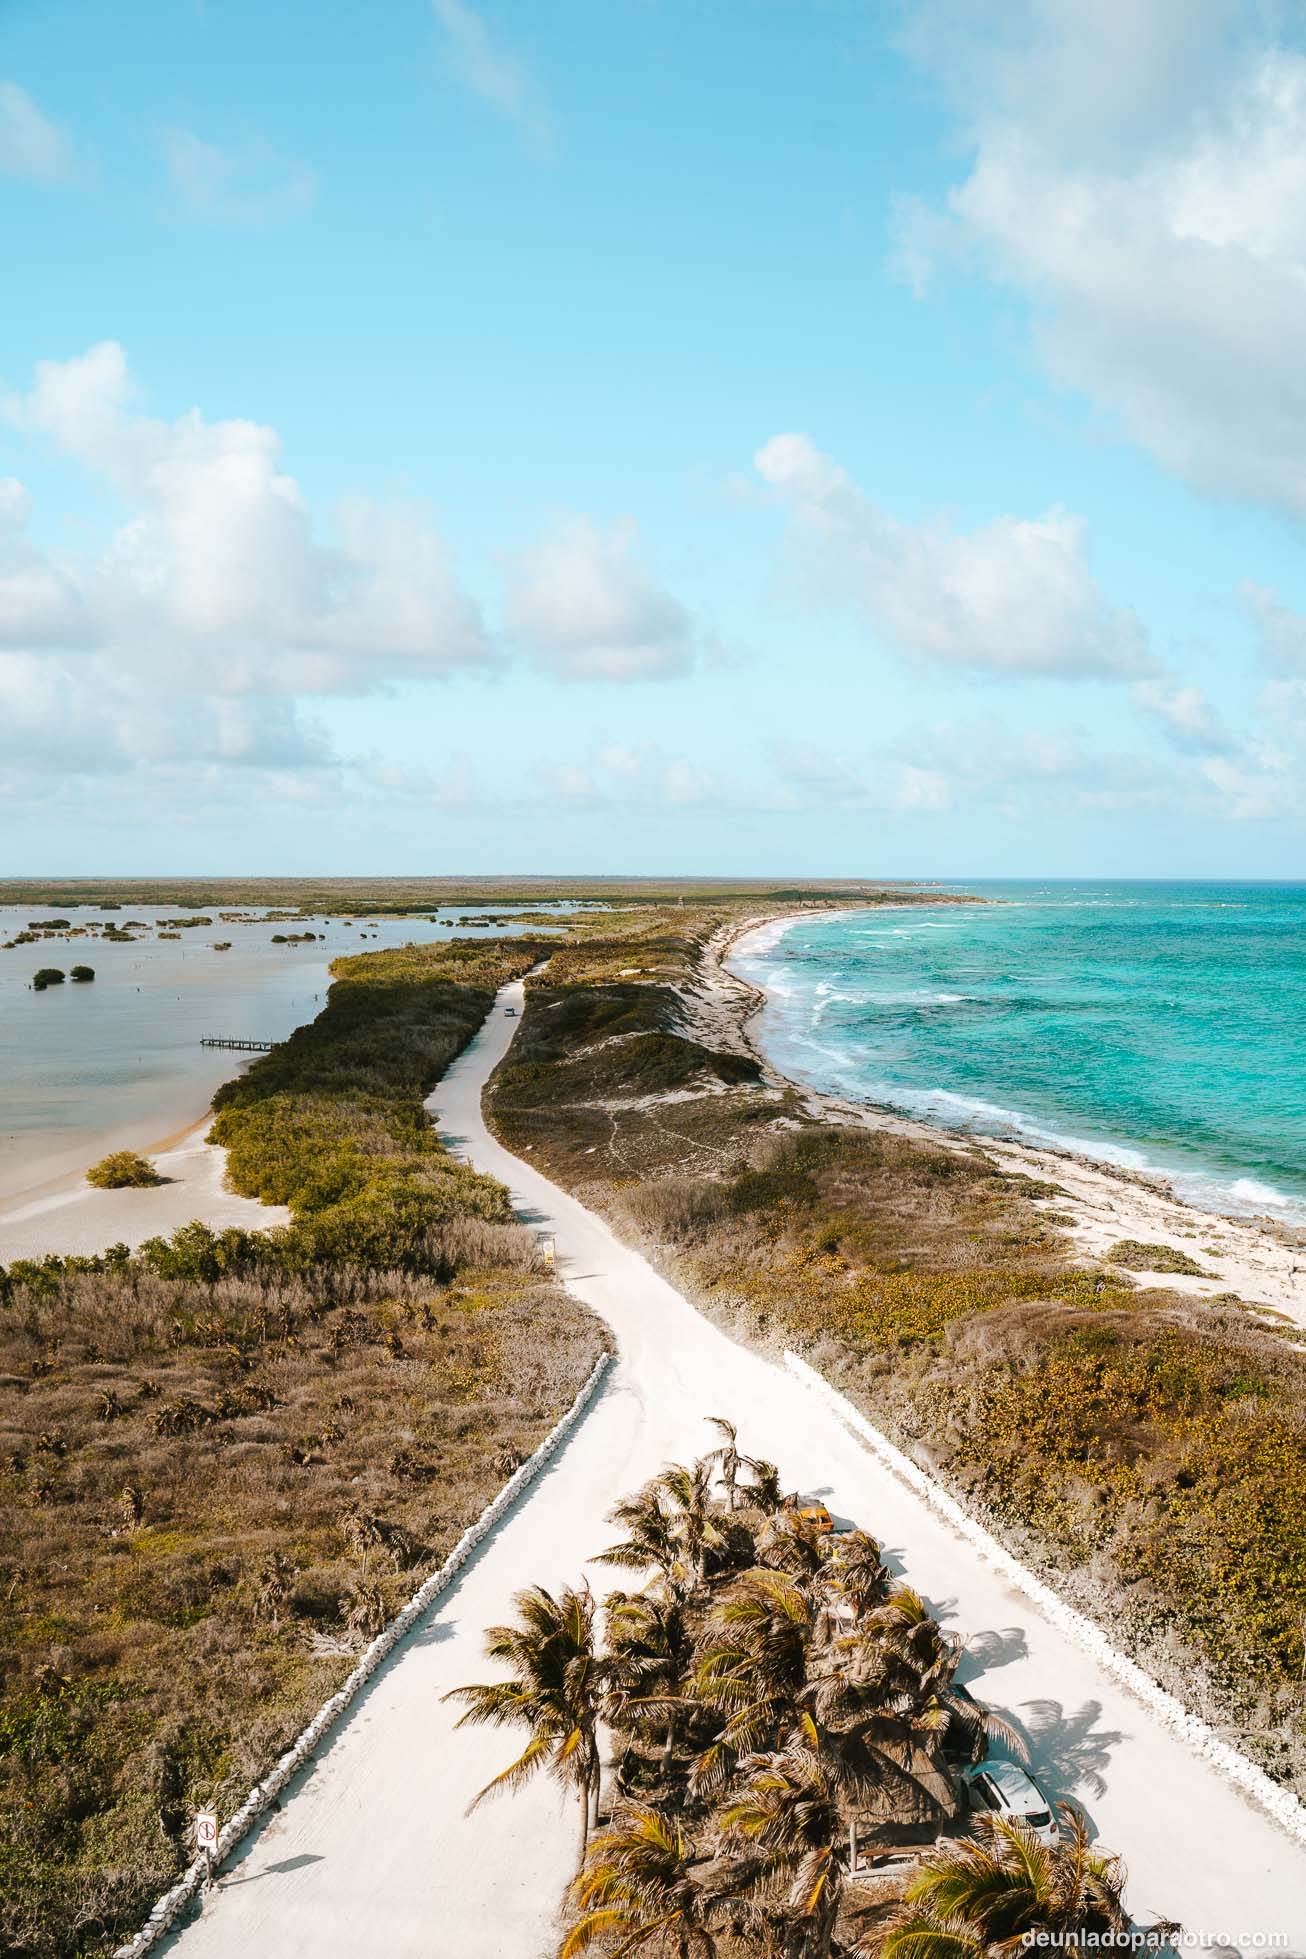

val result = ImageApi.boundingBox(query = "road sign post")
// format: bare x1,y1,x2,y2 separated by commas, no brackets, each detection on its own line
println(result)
195,1810,219,1888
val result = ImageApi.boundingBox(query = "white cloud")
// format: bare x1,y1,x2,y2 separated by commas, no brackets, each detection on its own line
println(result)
432,0,550,146
0,651,331,775
769,741,951,814
3,342,492,689
898,4,1306,522
1242,581,1306,669
0,81,74,184
1133,674,1231,753
158,126,316,225
1199,749,1299,821
530,742,768,814
503,516,698,681
0,479,88,646
755,432,1148,676
367,757,482,808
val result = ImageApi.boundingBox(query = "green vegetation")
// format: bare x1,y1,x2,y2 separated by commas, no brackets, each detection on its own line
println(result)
206,936,555,1272
486,910,1306,1788
70,965,95,983
86,1151,164,1190
28,919,71,930
0,877,963,916
1104,1238,1209,1275
32,968,65,990
451,1433,1137,1954
0,933,604,1958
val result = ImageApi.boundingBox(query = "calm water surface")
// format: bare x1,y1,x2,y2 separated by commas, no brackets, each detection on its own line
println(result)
733,882,1306,1225
0,904,582,1200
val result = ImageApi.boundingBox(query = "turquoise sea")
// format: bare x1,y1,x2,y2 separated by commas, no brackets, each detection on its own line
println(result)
731,882,1306,1226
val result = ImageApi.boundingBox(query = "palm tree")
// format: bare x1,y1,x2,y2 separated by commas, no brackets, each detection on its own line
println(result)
604,1590,694,1782
869,1811,1136,1957
743,1457,786,1515
595,1484,687,1594
656,1460,727,1589
826,1531,891,1620
757,1512,829,1594
692,1570,815,1797
860,1588,963,1708
718,1743,850,1959
705,1416,745,1511
562,1802,718,1959
444,1583,605,1864
852,1590,1023,1768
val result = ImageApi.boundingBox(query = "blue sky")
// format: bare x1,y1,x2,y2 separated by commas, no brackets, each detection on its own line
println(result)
3,0,1306,875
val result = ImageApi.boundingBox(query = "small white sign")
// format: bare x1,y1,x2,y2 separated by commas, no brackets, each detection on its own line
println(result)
195,1811,219,1850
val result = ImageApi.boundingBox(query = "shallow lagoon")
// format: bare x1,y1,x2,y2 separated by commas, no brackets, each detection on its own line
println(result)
0,904,576,1201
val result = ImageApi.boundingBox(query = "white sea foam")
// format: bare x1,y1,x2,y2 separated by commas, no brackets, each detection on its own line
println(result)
731,902,1306,1230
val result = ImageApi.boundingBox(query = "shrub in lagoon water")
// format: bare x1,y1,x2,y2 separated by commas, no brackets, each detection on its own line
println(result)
86,1150,165,1189
70,964,95,982
32,967,65,989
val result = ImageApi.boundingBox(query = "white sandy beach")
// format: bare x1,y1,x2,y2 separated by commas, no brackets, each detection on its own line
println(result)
717,912,1306,1337
159,981,1306,1959
0,1121,289,1262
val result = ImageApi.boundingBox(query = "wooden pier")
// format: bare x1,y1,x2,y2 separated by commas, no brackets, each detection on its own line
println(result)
200,1037,277,1052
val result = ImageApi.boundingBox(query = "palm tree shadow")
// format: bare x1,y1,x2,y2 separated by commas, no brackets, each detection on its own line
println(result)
999,1698,1127,1833
958,1626,1030,1679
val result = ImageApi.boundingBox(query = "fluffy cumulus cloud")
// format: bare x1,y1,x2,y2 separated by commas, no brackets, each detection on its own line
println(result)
0,81,74,183
3,342,492,689
755,432,1148,676
158,126,316,226
897,1,1306,522
0,342,497,788
503,516,699,681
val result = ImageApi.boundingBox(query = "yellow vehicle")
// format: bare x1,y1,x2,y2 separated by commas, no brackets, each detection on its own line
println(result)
794,1501,834,1535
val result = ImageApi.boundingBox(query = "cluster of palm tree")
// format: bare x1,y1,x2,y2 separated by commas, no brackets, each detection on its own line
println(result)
447,1418,1139,1958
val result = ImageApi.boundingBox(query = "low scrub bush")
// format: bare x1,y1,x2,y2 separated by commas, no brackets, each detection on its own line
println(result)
86,1152,164,1190
1104,1238,1209,1276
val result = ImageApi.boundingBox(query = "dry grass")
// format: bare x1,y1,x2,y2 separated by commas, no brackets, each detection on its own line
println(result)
0,1244,604,1959
0,938,609,1959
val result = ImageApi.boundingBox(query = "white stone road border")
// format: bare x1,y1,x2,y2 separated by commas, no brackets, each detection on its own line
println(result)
112,1350,613,1958
784,1349,1306,1849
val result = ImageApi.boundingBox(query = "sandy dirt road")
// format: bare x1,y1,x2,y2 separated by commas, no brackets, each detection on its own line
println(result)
163,983,1306,1958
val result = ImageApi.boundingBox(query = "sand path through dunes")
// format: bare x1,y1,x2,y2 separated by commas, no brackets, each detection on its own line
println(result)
162,983,1306,1958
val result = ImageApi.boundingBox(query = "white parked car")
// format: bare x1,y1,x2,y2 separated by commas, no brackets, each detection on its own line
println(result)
963,1760,1060,1846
